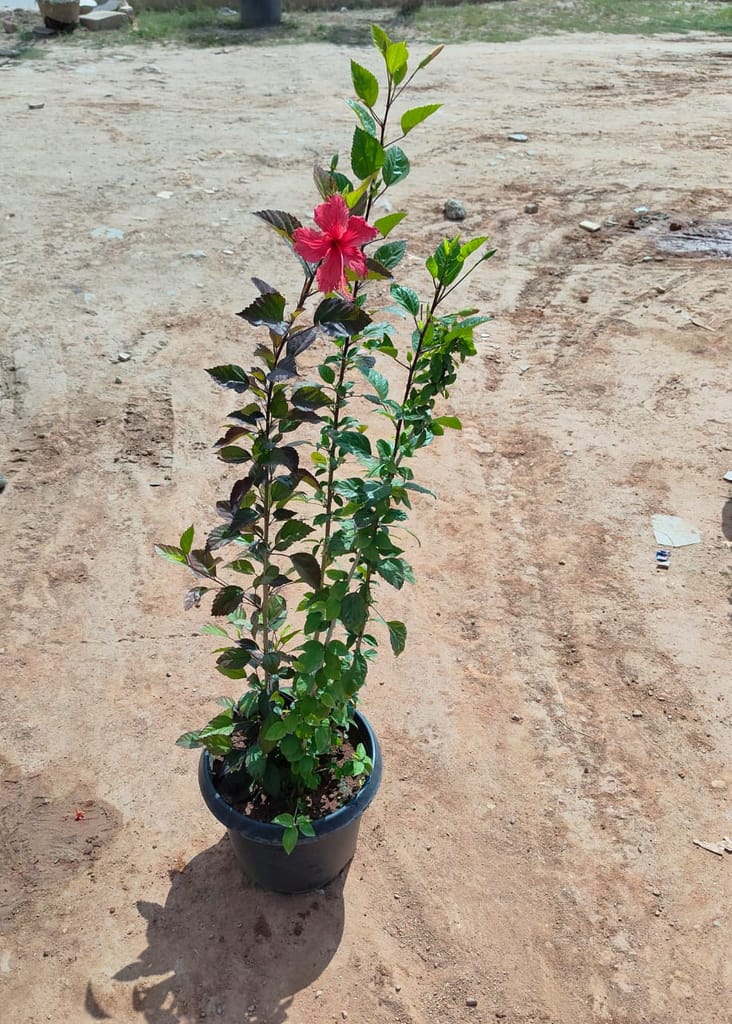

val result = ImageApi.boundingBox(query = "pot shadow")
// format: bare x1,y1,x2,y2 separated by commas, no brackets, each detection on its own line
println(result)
101,836,347,1023
723,497,732,542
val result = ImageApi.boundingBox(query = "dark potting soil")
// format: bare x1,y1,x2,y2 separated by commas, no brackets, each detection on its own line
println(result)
213,738,365,823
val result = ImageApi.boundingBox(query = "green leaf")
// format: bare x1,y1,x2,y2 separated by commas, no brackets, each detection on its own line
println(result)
273,812,294,828
400,103,441,135
216,647,253,677
291,384,332,411
371,23,391,55
382,146,409,187
351,127,385,181
281,734,305,763
275,520,314,551
314,297,371,338
362,366,389,401
298,818,316,838
390,282,419,316
373,240,406,271
346,99,377,137
460,236,489,260
206,365,250,393
237,291,287,333
179,525,194,555
176,730,203,749
188,548,218,580
337,431,372,457
341,592,367,634
374,211,407,237
385,41,408,83
290,552,322,590
376,558,414,590
387,619,407,656
211,586,245,616
154,544,186,565
435,415,462,430
218,446,250,465
350,60,379,107
201,624,229,637
253,209,302,242
282,826,298,855
296,639,325,674
262,717,289,742
227,558,255,574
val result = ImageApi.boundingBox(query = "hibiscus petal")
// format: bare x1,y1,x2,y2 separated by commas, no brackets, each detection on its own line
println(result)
293,226,329,263
313,194,349,238
341,246,368,279
318,247,348,295
343,214,380,248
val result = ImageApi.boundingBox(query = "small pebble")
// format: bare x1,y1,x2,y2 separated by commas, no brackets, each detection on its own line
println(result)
632,709,643,718
524,202,538,214
0,472,6,494
507,132,528,142
710,778,727,790
579,220,602,233
466,997,478,1007
117,352,131,363
184,249,207,259
510,713,523,722
579,293,589,303
114,376,123,385
443,198,467,221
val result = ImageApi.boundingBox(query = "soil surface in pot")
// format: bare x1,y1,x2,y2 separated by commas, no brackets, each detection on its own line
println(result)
212,737,365,821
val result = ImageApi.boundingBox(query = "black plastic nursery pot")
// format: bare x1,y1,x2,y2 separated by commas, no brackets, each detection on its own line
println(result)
198,710,382,894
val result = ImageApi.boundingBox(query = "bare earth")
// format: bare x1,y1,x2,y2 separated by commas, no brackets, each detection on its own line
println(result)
1,30,730,1024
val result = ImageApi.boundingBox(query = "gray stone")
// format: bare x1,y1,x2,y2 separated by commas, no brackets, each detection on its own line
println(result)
579,220,602,233
508,132,528,142
184,249,207,259
0,472,6,494
443,198,466,221
524,202,538,214
80,9,128,29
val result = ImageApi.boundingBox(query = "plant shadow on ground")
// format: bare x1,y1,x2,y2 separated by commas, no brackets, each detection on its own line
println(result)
99,837,346,1023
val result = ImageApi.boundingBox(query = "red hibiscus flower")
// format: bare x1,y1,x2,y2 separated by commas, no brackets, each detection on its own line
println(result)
293,194,379,296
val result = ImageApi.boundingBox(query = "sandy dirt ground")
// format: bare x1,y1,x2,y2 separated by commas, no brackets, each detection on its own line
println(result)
1,27,731,1024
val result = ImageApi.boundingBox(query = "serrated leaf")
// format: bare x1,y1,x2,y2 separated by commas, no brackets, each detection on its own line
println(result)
227,558,255,574
337,431,372,457
371,23,391,55
275,519,314,551
387,619,407,656
341,591,367,634
291,384,332,411
179,525,194,555
289,552,322,590
385,41,408,82
154,544,186,565
382,146,409,187
176,731,204,749
373,240,406,271
286,326,316,358
188,548,217,580
363,257,393,281
351,127,385,181
253,209,302,241
362,366,389,400
206,364,250,393
251,276,277,294
184,586,209,610
374,211,407,237
350,59,379,107
211,586,244,616
400,103,441,135
237,291,287,334
266,356,298,383
314,297,371,338
346,98,377,137
390,282,419,316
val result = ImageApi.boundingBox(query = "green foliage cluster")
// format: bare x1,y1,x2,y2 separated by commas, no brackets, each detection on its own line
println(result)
157,25,493,849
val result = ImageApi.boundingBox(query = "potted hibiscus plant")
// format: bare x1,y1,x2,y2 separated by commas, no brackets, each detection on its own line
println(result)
156,25,494,894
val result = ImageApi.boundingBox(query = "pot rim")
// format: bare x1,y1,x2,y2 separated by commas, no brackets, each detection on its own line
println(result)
198,707,382,845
